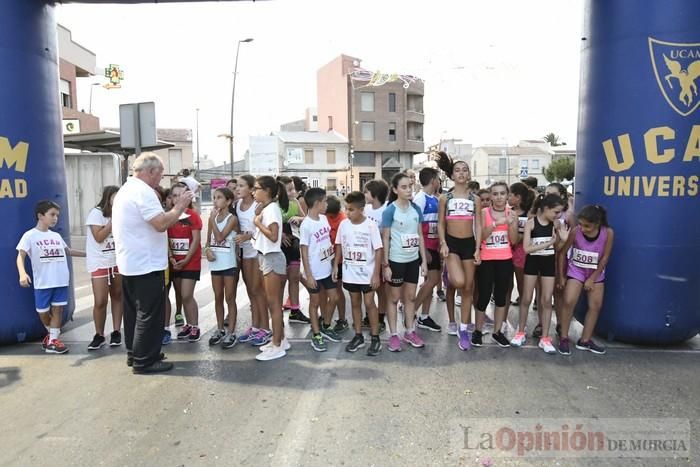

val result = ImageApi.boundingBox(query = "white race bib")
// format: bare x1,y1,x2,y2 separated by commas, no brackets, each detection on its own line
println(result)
427,222,438,239
517,217,528,234
40,247,66,263
485,230,509,249
447,198,474,217
101,234,116,258
572,248,599,269
210,236,231,253
344,247,368,266
320,245,335,263
530,236,554,256
400,233,420,252
169,238,190,255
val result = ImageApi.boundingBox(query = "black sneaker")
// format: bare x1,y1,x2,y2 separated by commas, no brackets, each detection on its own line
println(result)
417,316,442,332
555,323,562,338
177,324,192,340
88,334,106,350
511,297,520,306
174,313,185,327
127,352,166,367
289,309,311,324
333,319,349,334
367,336,382,356
379,321,386,334
132,361,174,374
320,324,342,343
361,315,371,329
436,289,446,302
576,339,607,355
345,334,365,353
223,315,229,327
109,330,122,347
188,327,201,343
209,329,225,346
492,332,511,348
471,330,483,347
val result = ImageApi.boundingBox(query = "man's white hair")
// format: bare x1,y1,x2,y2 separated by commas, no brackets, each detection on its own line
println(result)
132,152,164,172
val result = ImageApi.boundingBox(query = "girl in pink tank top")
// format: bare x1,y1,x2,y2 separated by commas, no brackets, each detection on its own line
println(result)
556,205,614,356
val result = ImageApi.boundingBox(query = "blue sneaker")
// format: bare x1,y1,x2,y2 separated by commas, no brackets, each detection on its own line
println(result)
238,327,256,343
251,329,272,346
162,330,172,346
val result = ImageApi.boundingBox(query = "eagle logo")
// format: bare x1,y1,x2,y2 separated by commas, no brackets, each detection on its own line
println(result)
649,38,700,117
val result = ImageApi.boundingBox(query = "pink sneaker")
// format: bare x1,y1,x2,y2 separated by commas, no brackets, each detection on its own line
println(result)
388,334,402,352
403,331,425,348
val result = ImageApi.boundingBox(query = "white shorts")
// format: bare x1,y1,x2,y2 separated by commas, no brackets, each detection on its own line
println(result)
241,242,258,260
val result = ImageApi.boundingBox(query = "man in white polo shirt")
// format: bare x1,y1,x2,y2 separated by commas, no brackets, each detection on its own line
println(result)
113,152,193,374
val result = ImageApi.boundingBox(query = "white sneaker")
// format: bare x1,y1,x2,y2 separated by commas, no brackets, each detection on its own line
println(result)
538,337,556,354
447,322,458,336
255,345,287,361
259,338,291,352
455,295,462,307
510,332,526,347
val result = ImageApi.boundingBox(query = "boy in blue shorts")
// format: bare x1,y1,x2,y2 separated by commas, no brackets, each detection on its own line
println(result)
16,200,85,354
300,188,340,352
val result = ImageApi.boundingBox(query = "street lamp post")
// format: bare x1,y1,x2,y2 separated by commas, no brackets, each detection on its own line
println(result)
229,37,253,178
88,82,100,114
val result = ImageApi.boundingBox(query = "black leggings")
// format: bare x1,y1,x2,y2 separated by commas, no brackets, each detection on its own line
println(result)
476,259,513,311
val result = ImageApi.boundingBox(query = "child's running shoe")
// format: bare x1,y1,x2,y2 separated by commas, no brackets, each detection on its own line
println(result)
222,333,238,349
238,327,257,343
188,327,201,343
492,332,511,348
471,330,483,347
41,334,49,350
539,337,556,354
417,316,441,332
346,334,365,353
174,312,185,327
255,345,286,361
436,289,446,302
177,324,192,340
260,338,291,352
311,334,327,352
162,330,172,346
558,337,571,355
387,334,402,352
403,331,425,348
532,323,543,338
458,325,473,351
209,329,225,346
361,315,371,329
367,336,382,356
510,331,527,347
88,334,106,350
109,330,122,347
289,309,311,324
250,329,272,346
576,339,607,355
333,319,349,334
447,322,458,336
46,339,69,354
320,325,341,343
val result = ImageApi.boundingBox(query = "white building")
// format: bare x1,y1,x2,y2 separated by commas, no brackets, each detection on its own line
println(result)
471,142,554,187
246,131,351,192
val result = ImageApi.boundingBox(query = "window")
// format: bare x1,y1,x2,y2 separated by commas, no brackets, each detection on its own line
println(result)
532,159,540,169
388,123,396,142
354,152,376,167
328,116,333,130
498,158,507,175
310,179,320,188
326,149,336,164
389,93,396,112
407,94,423,113
327,178,337,191
360,92,374,112
60,79,72,109
168,149,183,174
361,122,375,141
304,149,314,164
520,160,529,169
312,115,318,122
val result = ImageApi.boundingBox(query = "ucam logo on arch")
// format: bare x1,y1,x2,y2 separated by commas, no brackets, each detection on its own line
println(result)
0,136,29,199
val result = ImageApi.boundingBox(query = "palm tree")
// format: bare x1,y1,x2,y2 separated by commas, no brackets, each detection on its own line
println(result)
543,132,562,147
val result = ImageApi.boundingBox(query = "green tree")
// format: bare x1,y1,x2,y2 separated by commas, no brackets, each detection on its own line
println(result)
544,157,575,182
543,132,563,147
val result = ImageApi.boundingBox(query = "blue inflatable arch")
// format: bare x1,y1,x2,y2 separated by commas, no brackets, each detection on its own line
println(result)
0,0,698,344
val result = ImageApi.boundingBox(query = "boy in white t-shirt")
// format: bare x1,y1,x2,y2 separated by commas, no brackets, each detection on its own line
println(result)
299,188,339,352
16,201,85,354
333,191,384,356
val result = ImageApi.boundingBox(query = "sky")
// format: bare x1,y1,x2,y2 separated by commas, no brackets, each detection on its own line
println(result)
57,0,585,164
